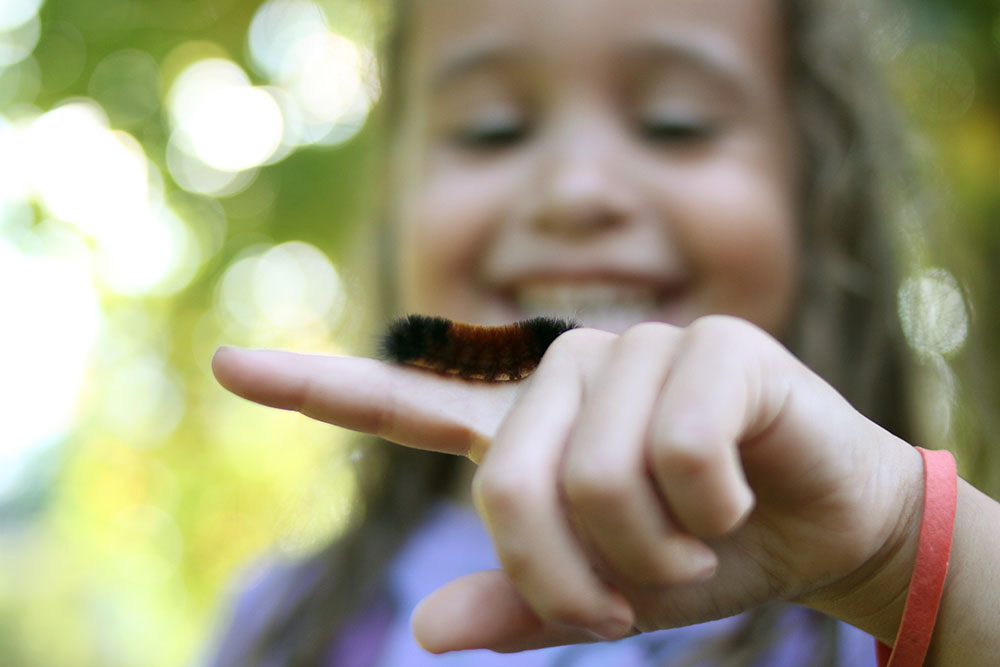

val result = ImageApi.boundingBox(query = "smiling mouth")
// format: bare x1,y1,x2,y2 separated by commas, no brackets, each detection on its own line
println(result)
507,281,689,332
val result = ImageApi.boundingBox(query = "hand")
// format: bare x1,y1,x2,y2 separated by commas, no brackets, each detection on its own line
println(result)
211,315,924,653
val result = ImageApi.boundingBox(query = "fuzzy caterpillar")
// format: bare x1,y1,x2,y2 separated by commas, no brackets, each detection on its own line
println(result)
378,315,579,381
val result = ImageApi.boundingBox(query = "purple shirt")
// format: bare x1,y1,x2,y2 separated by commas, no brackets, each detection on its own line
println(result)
208,502,878,666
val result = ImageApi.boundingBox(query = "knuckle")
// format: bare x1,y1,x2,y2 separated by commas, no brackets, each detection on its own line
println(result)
688,314,741,339
650,435,713,478
473,470,528,517
688,314,768,347
363,372,404,440
370,393,398,441
618,321,673,347
547,327,615,358
548,327,589,352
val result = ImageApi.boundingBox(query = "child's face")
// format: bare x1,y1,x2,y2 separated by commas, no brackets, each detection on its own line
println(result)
391,0,799,336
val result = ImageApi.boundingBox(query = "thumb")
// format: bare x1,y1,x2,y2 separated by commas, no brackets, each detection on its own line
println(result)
411,570,612,653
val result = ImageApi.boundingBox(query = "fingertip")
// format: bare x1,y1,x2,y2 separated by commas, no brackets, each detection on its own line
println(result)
210,347,290,407
591,589,636,640
410,571,551,654
410,576,487,654
211,346,232,382
211,344,240,372
411,596,449,654
211,345,248,388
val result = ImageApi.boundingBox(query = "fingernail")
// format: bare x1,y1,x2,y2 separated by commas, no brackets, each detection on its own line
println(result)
689,544,719,580
737,484,756,523
590,593,634,640
669,536,718,580
593,615,632,640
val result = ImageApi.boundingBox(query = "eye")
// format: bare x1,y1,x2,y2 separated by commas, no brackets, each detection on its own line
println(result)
451,117,529,149
638,116,718,144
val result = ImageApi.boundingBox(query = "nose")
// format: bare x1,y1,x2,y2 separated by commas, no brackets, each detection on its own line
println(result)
529,116,636,238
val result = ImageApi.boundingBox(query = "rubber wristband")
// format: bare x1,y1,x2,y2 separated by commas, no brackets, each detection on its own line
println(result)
875,447,957,667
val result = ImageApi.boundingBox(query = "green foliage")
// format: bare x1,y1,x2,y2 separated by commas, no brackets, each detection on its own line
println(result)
0,0,998,665
0,0,377,664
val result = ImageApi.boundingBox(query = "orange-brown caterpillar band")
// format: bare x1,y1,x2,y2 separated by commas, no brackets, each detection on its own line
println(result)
378,315,579,381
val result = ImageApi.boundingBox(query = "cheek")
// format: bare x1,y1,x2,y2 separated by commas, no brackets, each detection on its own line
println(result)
395,154,522,314
667,161,799,333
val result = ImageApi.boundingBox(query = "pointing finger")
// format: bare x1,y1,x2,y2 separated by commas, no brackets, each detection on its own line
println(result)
212,346,517,459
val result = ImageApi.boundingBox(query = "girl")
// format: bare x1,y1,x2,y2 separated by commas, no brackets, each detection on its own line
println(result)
210,0,1000,664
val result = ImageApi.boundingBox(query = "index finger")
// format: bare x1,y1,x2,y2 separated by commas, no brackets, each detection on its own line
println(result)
212,346,517,460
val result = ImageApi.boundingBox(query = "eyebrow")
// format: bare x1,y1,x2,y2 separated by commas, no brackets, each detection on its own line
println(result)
428,32,758,100
429,38,523,91
621,33,755,99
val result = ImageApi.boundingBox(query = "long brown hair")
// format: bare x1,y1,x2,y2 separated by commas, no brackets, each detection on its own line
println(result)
238,0,915,664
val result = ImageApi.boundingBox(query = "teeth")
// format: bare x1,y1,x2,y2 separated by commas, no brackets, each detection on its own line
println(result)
513,283,666,332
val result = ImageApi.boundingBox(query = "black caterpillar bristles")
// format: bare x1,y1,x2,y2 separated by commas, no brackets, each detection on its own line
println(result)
378,315,579,381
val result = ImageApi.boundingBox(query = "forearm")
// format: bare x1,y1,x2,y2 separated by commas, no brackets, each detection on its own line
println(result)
925,480,1000,664
803,471,1000,665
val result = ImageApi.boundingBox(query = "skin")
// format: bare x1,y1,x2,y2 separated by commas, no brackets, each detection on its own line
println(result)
212,0,1000,663
213,334,1000,663
391,0,799,336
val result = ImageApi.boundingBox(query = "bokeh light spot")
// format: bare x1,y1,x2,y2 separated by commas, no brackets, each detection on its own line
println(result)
166,134,258,196
248,0,328,78
0,0,44,32
21,100,202,296
898,267,969,358
253,241,344,328
167,57,250,126
247,0,376,147
24,101,149,237
0,13,41,66
181,85,283,171
0,112,32,203
167,56,285,174
216,241,345,342
101,354,186,447
0,226,99,501
0,56,41,107
94,203,200,296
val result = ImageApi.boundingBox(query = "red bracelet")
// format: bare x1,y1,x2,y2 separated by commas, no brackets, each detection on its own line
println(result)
875,447,957,667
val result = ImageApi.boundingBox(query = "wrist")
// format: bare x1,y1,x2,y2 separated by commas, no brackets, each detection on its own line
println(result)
796,443,925,643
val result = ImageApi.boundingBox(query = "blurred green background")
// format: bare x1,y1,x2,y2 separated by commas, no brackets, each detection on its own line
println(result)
0,0,998,665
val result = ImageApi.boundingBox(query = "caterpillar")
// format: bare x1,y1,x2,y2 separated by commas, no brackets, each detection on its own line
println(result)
378,314,579,381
